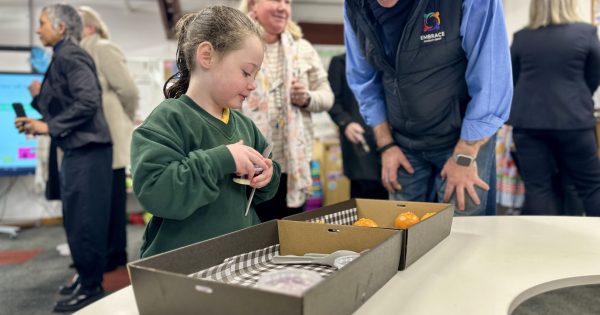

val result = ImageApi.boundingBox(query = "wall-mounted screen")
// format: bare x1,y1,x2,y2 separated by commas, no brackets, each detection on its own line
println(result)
0,72,44,176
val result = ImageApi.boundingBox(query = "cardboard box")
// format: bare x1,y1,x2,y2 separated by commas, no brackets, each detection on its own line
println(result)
128,220,402,315
284,198,454,270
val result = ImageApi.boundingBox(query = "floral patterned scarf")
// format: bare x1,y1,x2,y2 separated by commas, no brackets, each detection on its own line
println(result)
241,32,311,207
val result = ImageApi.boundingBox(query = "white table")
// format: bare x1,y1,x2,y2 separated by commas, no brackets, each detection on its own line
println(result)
75,216,600,315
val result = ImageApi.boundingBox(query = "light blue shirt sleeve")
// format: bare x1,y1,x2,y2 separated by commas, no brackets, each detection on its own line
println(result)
460,0,513,141
343,0,512,138
343,6,388,127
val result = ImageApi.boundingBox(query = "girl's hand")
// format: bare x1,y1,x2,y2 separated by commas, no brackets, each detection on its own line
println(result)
250,159,273,188
226,140,268,179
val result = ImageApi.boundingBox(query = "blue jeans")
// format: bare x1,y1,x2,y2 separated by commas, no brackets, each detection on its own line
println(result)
390,136,496,216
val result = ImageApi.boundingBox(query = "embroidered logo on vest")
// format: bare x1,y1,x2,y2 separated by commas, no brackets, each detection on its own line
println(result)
421,12,445,43
423,12,441,32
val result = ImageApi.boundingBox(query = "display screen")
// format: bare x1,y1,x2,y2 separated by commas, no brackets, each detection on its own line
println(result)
0,72,44,176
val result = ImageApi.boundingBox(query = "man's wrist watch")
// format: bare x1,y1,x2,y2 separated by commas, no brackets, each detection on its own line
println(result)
454,153,475,167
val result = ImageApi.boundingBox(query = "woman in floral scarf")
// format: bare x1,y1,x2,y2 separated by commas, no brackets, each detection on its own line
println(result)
239,0,333,221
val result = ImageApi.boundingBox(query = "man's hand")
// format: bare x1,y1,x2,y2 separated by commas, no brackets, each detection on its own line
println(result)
372,121,413,192
381,146,413,193
15,117,48,135
442,137,491,210
344,122,365,144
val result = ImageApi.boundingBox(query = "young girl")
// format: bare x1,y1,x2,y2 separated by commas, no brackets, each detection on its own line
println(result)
131,6,281,258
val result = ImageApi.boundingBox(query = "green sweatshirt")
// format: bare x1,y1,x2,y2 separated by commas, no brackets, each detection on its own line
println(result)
131,95,281,258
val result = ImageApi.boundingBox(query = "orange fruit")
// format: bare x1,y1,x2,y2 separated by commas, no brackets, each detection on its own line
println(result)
394,212,420,229
352,218,379,228
421,212,436,221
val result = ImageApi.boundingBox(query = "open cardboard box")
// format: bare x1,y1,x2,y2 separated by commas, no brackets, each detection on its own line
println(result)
128,220,402,315
284,198,454,270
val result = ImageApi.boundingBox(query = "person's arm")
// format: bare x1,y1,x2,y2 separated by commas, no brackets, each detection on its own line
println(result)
45,55,103,139
441,0,513,210
300,40,334,113
585,26,600,94
344,7,388,131
131,125,237,220
344,6,412,192
328,55,369,144
327,55,353,130
97,42,139,121
458,0,513,150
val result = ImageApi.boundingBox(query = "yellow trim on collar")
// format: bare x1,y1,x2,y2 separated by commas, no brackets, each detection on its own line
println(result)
221,108,230,124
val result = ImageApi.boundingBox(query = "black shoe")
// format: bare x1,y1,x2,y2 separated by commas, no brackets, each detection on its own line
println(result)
53,285,104,313
58,274,80,295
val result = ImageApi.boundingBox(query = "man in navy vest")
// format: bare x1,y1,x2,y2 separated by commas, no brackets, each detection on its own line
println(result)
344,0,512,215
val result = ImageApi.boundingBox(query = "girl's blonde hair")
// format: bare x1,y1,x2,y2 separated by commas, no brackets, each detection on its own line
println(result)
239,0,303,40
528,0,583,29
163,5,262,99
78,6,111,39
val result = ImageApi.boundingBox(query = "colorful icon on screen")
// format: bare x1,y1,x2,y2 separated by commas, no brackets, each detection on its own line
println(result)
18,147,36,160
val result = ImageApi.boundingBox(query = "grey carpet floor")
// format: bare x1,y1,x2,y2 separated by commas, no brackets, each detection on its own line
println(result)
1,224,598,315
512,284,600,315
0,224,144,315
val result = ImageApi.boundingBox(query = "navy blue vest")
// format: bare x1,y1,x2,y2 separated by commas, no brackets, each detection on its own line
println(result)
346,0,469,150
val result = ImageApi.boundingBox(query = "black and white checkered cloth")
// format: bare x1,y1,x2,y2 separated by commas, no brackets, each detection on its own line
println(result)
306,207,357,225
190,244,337,287
189,208,359,286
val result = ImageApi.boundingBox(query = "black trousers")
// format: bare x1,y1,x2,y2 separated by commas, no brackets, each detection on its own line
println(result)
513,129,600,216
350,179,388,199
106,168,127,271
255,174,305,222
60,143,112,289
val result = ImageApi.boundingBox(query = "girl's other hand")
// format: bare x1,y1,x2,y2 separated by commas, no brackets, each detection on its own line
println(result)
250,159,273,188
226,140,268,178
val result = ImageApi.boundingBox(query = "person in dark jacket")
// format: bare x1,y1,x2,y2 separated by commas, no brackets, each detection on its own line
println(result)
327,53,387,199
509,0,600,216
344,0,513,215
15,4,113,312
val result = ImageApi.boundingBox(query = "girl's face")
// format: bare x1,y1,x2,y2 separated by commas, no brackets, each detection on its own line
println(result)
252,0,291,37
209,36,264,109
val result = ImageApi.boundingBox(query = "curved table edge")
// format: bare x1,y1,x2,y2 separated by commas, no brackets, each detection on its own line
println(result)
508,275,600,314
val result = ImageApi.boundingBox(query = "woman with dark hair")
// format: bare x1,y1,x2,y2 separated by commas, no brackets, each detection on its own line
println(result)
15,4,112,312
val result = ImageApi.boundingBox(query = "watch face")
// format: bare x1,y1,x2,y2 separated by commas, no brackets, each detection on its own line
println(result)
456,155,473,167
